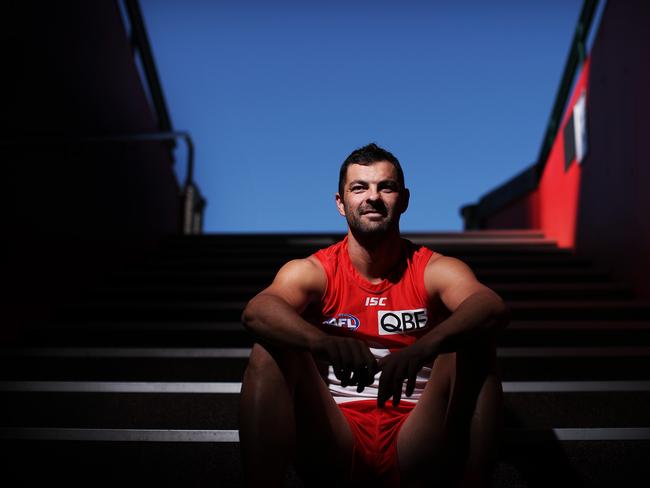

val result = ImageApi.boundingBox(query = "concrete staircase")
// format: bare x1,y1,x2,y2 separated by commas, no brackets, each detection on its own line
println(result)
2,230,650,487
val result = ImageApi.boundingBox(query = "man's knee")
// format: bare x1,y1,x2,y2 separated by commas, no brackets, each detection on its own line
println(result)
244,342,314,389
242,344,285,395
244,342,273,373
446,339,502,434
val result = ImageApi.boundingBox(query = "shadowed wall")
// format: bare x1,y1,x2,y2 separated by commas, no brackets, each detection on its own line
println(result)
1,1,182,333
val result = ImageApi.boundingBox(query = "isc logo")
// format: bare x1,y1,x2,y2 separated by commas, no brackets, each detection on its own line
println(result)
365,297,387,306
378,309,428,335
323,313,361,331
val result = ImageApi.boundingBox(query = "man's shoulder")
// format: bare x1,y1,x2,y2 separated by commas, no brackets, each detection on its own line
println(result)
267,257,326,299
422,254,478,297
424,254,465,273
278,256,324,277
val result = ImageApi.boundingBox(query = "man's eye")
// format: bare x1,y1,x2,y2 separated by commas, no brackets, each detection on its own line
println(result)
351,186,364,192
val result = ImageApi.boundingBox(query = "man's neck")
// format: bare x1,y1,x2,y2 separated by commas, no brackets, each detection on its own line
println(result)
346,228,403,283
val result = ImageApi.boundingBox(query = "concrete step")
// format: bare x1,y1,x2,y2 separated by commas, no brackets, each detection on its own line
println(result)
507,300,650,320
1,431,649,487
492,283,634,300
16,324,254,347
159,236,558,249
162,230,547,243
103,267,612,287
54,299,650,322
154,245,575,260
16,320,650,348
2,348,650,381
0,391,241,429
131,254,594,271
83,282,634,303
2,384,650,430
499,321,650,346
4,231,649,487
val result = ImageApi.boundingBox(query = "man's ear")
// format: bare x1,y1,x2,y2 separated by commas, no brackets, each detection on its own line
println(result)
400,188,410,214
335,193,346,217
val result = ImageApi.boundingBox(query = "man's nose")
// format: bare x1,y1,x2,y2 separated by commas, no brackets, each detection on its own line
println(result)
366,186,381,201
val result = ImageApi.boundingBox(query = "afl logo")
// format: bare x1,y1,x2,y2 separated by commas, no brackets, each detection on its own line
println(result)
323,314,361,331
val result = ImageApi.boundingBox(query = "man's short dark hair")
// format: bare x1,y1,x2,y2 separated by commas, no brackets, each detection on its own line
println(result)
338,143,405,196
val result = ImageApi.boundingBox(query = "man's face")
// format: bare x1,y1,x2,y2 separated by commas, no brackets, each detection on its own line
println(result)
336,161,409,237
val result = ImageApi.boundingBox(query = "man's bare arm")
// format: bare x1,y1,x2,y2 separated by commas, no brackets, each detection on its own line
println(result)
377,255,510,407
241,258,327,351
241,258,378,390
418,255,510,355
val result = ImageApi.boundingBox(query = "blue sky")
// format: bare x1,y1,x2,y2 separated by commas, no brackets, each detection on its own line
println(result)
139,0,585,233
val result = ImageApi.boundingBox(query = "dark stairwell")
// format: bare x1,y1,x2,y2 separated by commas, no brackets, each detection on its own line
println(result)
2,231,650,486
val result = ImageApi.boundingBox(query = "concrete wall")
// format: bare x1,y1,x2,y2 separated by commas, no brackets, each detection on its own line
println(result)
574,0,650,298
1,1,180,237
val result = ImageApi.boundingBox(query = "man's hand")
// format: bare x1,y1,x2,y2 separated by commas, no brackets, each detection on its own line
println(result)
377,340,436,408
311,336,379,393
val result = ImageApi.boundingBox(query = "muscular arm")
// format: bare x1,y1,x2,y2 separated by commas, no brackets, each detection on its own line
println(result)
418,255,510,355
241,257,378,390
377,255,510,407
241,258,327,351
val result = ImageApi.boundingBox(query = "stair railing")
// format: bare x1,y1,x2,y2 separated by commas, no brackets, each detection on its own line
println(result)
120,0,207,234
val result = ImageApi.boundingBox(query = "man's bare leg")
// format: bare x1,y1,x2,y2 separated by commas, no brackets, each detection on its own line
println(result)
452,342,503,487
239,343,296,486
396,340,502,487
239,343,355,487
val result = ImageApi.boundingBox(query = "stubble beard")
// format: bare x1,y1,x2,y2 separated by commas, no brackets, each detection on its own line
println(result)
345,206,398,245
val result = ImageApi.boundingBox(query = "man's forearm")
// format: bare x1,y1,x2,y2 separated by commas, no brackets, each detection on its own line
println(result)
420,291,510,356
241,293,327,351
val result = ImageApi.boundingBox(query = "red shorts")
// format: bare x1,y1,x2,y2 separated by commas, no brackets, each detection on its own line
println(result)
338,399,417,487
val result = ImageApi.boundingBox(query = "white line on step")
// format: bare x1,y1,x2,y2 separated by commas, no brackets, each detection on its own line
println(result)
1,348,252,358
2,428,650,442
0,381,242,393
0,428,238,442
502,381,650,392
497,347,650,357
2,380,650,394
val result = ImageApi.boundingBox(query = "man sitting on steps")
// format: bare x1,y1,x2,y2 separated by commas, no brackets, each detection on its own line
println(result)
239,143,510,487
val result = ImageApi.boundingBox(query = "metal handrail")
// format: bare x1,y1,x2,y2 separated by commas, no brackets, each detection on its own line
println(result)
118,1,205,233
123,0,172,134
534,0,599,178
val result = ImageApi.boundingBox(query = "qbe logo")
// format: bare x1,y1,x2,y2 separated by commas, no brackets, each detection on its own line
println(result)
378,309,428,335
323,314,361,331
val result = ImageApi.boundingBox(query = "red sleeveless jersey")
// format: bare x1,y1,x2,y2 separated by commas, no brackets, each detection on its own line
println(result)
311,236,449,403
